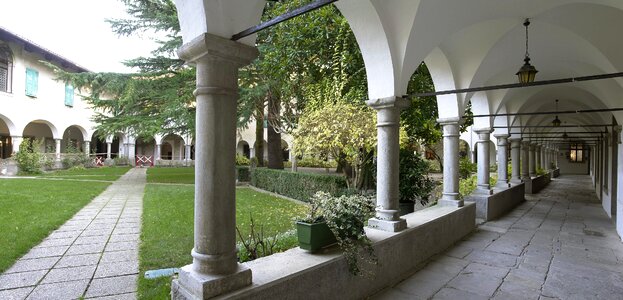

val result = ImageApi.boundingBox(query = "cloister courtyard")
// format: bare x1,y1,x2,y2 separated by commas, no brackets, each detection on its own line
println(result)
1,0,623,299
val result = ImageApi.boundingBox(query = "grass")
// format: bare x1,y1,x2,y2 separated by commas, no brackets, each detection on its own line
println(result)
138,184,307,299
0,179,111,273
39,166,132,181
146,167,194,184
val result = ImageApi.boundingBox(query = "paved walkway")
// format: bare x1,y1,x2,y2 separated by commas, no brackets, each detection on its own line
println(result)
0,168,146,300
375,175,623,299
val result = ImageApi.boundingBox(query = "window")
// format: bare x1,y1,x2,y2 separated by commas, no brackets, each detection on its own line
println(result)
65,83,74,107
0,44,13,93
569,143,584,163
25,68,39,97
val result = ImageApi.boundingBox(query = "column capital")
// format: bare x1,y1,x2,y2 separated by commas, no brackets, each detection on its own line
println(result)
436,116,461,126
365,96,410,110
493,133,510,139
474,127,493,134
178,33,259,66
495,134,509,146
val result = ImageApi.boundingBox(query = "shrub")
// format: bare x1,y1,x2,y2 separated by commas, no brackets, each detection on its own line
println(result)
15,138,43,174
398,149,435,204
425,159,441,173
250,168,347,202
236,166,250,182
113,156,130,166
296,157,337,169
236,154,250,166
459,157,477,179
536,167,547,176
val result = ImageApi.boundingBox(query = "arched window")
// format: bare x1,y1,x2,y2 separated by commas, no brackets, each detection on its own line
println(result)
0,44,13,93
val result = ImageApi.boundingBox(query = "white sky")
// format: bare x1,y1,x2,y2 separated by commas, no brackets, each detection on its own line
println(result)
0,0,161,73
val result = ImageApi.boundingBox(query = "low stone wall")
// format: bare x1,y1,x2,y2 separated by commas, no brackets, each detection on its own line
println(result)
0,159,18,176
469,183,525,221
219,203,476,299
155,159,194,167
525,173,552,194
553,168,560,178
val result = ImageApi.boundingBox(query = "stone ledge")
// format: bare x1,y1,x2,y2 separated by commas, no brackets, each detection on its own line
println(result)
215,202,476,299
525,173,552,194
467,183,525,221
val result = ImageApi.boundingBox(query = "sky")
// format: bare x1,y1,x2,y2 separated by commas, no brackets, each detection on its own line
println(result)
0,0,161,73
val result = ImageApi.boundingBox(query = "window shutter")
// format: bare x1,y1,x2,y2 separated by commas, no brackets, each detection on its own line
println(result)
65,83,74,107
25,68,38,97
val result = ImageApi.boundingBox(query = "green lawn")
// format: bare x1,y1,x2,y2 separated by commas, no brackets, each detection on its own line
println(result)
0,179,111,273
139,185,307,299
146,167,194,184
40,166,132,181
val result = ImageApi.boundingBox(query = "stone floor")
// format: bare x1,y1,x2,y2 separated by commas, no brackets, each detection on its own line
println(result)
0,168,146,300
375,175,623,300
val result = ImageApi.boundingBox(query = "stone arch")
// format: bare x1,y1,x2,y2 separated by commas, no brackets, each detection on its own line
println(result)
160,134,185,160
0,113,16,158
236,140,250,159
281,139,289,162
90,130,108,156
135,136,155,157
62,125,87,153
22,120,59,153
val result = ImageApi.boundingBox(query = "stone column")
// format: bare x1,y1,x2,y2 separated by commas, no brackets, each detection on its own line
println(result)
127,142,136,166
521,141,531,181
185,144,192,161
155,144,162,161
366,97,409,232
83,141,90,158
55,139,62,161
529,143,536,177
172,33,258,299
475,128,493,194
106,142,112,159
495,134,510,188
438,118,463,207
535,145,542,170
510,138,522,184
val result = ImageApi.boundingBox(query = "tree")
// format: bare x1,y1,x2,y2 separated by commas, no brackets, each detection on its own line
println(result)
294,102,376,189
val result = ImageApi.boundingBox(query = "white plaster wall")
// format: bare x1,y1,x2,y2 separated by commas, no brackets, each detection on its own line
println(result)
558,150,590,175
0,41,96,144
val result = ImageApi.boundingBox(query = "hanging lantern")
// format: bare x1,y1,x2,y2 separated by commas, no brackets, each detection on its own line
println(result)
516,19,538,83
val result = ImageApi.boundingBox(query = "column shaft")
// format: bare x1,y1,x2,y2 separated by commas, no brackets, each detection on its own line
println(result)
475,129,492,193
83,141,90,158
529,143,536,177
496,135,510,187
521,141,531,180
367,97,409,232
438,118,463,206
55,139,62,161
106,143,112,159
510,139,522,184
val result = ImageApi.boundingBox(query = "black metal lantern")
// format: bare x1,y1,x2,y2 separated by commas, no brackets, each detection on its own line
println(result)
516,19,538,83
552,99,561,127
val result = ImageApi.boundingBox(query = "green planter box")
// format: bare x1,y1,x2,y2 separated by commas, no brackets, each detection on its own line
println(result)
296,221,337,252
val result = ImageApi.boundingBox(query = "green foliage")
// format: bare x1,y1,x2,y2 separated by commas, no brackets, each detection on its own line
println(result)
459,175,498,197
15,138,43,174
236,166,250,182
113,156,130,166
0,179,110,273
294,102,376,189
398,149,436,204
459,157,477,179
61,142,91,169
536,167,547,176
250,168,347,202
426,159,442,173
235,154,250,166
310,191,377,276
295,157,338,169
138,186,306,298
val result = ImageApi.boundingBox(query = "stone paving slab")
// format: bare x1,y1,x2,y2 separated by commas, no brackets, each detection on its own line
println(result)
0,168,146,299
374,175,623,299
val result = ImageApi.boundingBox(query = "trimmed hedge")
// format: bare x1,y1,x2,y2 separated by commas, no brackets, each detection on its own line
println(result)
236,166,250,182
250,168,347,202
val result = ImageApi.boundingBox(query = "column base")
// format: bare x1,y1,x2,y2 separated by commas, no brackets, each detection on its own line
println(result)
438,199,464,207
367,218,407,232
495,182,511,189
474,187,493,195
171,264,252,300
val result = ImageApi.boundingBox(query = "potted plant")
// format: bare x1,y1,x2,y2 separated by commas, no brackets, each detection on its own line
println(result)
297,191,377,276
398,149,436,215
296,193,337,252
